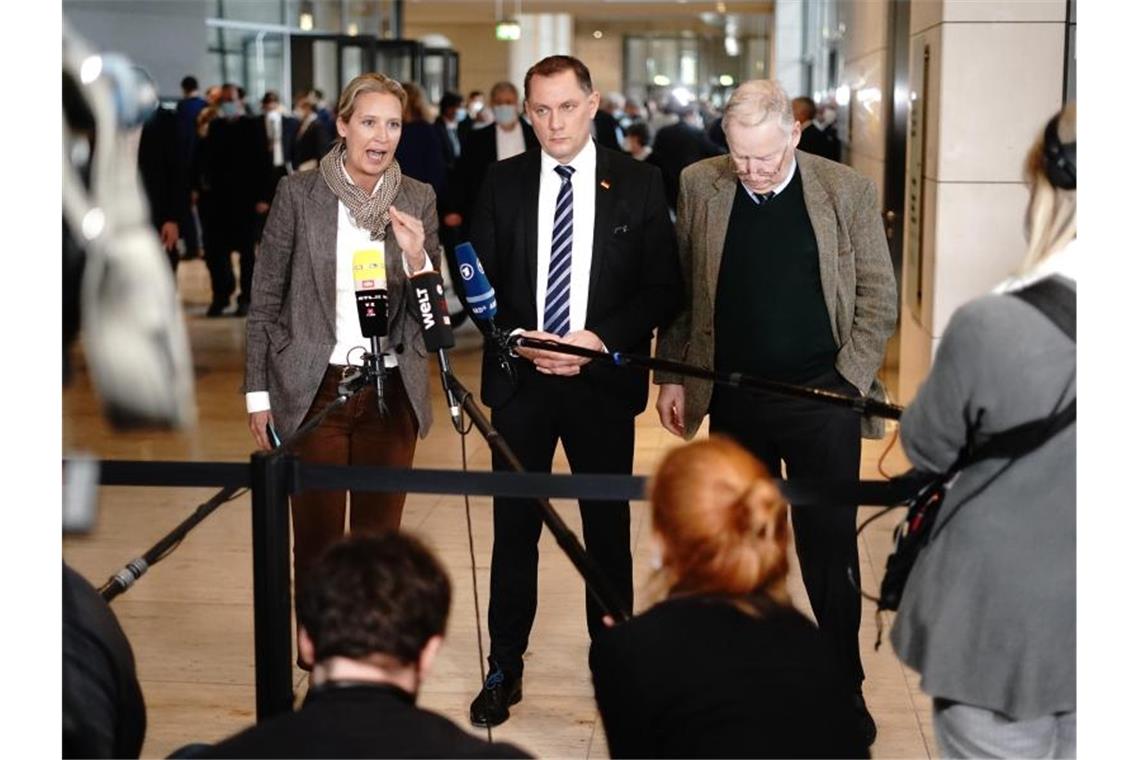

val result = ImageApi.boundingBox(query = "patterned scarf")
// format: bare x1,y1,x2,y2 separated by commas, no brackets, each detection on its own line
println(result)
319,142,402,241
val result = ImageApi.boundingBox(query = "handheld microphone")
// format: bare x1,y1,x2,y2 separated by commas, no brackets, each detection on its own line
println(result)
454,241,515,384
353,248,389,412
353,248,389,338
410,270,462,430
454,242,497,320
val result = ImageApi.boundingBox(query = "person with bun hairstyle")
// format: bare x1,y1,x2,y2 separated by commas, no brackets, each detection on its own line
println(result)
891,106,1076,758
590,437,867,759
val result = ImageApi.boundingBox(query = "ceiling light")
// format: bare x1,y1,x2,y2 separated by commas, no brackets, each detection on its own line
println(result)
719,74,734,86
593,30,603,39
299,12,314,31
653,74,671,86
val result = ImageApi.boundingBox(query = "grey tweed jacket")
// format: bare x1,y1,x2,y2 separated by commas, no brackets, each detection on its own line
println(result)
654,151,897,438
243,169,442,440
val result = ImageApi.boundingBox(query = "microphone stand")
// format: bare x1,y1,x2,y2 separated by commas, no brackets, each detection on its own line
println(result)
437,366,631,624
512,336,904,421
98,365,376,602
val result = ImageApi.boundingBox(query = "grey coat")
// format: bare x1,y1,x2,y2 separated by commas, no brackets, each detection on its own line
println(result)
892,280,1076,720
654,151,897,438
243,169,442,439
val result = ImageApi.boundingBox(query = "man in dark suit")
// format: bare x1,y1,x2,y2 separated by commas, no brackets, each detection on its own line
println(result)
593,92,624,151
793,96,841,161
466,55,681,728
256,90,298,240
200,83,272,316
649,104,726,213
457,81,539,223
138,104,189,270
198,534,529,759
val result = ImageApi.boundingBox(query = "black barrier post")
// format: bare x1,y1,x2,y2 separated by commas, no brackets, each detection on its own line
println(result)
250,450,295,721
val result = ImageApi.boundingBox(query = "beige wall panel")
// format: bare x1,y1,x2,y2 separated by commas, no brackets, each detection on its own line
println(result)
574,28,624,96
910,0,945,36
405,22,511,95
849,153,886,205
930,180,1030,335
934,21,1064,182
942,0,1066,23
840,0,890,63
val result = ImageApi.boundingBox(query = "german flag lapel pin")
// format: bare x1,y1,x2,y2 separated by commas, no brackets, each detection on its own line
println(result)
600,179,611,190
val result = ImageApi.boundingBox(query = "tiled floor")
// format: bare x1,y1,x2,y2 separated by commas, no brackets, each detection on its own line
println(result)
63,260,934,758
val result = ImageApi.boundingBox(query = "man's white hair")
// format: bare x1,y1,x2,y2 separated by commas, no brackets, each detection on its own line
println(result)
723,80,795,135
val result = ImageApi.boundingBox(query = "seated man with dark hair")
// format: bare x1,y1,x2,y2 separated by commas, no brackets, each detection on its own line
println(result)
201,534,530,759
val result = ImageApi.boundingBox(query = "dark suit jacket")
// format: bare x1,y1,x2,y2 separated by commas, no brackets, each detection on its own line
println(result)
468,143,681,417
458,121,538,219
244,170,443,439
591,595,868,759
138,106,188,231
649,121,726,211
593,109,623,151
395,119,447,200
292,116,330,171
798,122,841,162
200,683,530,758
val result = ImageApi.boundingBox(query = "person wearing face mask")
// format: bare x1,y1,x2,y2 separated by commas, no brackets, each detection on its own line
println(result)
591,438,868,759
195,534,531,759
456,81,538,225
653,79,896,748
458,89,486,143
244,74,443,661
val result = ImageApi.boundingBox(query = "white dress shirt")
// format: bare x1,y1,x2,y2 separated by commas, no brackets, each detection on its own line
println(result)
246,170,432,413
535,139,597,334
495,123,527,161
265,111,285,168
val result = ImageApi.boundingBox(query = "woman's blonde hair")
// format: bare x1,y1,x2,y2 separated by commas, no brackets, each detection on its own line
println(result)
1020,104,1076,274
335,73,407,143
648,437,790,610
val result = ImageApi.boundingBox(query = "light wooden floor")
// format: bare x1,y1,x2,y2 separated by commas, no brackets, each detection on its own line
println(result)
62,260,934,758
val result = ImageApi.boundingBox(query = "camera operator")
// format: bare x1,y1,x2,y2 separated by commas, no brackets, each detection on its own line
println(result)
892,105,1077,758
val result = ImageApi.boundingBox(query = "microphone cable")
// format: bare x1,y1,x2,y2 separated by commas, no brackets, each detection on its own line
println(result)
450,381,494,743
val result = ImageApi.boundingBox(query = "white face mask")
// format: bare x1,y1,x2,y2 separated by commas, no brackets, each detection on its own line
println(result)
493,104,517,126
455,107,468,123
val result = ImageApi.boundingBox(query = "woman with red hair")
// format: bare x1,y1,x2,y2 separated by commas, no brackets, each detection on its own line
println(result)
590,437,866,758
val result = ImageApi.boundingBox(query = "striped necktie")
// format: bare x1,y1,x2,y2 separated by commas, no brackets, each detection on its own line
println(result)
544,164,575,336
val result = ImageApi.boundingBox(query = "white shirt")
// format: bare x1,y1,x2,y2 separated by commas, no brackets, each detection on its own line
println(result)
265,111,285,168
535,139,597,334
246,170,432,413
741,156,798,203
495,123,527,161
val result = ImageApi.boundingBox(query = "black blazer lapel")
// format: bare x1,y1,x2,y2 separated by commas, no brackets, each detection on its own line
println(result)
306,177,339,335
522,150,542,312
588,144,616,321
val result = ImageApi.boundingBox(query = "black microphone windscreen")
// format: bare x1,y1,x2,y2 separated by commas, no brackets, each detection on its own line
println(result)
410,270,455,352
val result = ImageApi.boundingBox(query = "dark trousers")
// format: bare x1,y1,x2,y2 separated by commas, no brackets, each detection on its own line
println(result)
709,367,865,689
488,372,635,678
290,366,419,589
199,193,255,308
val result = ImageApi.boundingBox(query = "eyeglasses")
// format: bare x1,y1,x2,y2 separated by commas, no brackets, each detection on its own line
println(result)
728,136,792,173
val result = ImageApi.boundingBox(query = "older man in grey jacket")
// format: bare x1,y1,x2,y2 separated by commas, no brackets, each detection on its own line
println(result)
654,79,896,744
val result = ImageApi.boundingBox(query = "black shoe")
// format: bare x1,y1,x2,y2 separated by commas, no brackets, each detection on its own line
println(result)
232,302,250,317
206,301,228,317
853,691,877,747
469,667,522,728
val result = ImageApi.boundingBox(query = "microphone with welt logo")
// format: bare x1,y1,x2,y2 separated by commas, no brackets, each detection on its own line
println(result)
410,269,462,429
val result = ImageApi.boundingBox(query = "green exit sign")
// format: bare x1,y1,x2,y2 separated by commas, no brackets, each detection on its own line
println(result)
496,21,521,41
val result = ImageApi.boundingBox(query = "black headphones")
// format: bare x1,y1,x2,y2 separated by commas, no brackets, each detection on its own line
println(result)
1043,113,1076,190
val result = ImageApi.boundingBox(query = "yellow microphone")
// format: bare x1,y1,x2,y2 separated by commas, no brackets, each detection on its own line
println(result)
352,248,388,337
